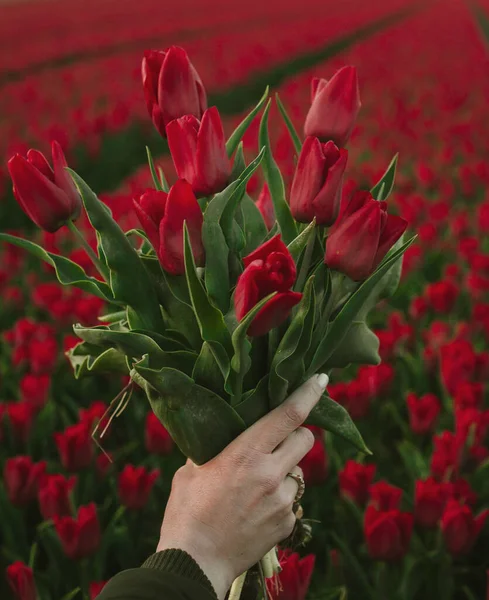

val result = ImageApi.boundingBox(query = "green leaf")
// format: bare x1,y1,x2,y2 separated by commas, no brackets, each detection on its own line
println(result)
378,233,408,300
226,86,269,157
322,321,380,369
275,93,302,154
258,100,297,244
73,325,196,373
240,194,268,255
370,153,398,200
192,342,226,398
231,142,246,180
234,376,270,427
287,219,316,263
131,361,246,464
66,343,128,379
158,167,169,192
306,394,370,453
398,440,429,479
269,277,315,408
226,292,276,404
202,220,231,313
0,233,115,303
69,170,163,331
146,146,164,191
307,235,416,376
98,310,126,324
184,225,232,377
60,589,81,600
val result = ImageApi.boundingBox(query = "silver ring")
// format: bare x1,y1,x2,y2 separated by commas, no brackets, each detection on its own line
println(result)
287,472,305,502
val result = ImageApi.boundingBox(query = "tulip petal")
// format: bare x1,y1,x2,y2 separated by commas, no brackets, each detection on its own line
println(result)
142,50,165,115
133,189,168,252
312,146,348,225
248,291,302,337
27,149,54,181
195,106,230,197
167,116,200,186
159,179,204,275
51,141,81,218
374,214,408,268
234,260,264,321
290,136,326,223
243,233,290,267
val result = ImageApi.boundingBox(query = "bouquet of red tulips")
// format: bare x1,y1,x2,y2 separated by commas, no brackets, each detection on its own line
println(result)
2,45,414,597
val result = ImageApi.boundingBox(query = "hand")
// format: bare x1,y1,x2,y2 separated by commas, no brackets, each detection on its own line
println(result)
156,373,329,599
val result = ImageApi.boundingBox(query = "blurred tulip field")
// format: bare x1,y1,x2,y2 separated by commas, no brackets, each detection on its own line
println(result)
2,0,489,598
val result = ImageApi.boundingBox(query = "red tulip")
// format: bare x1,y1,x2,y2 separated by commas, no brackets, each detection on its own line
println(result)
431,431,460,480
6,401,36,443
79,401,109,431
166,107,231,197
339,460,376,505
256,184,275,230
299,438,328,486
118,464,159,510
268,550,315,600
415,478,451,528
406,392,441,435
90,581,108,599
441,499,489,555
133,180,204,275
20,373,50,411
234,234,302,337
290,137,347,225
4,456,46,507
54,503,100,560
304,66,361,147
425,281,458,313
325,191,407,281
142,46,207,137
38,474,76,520
369,481,403,511
54,422,94,471
8,141,81,232
364,506,413,561
145,412,174,455
6,562,37,600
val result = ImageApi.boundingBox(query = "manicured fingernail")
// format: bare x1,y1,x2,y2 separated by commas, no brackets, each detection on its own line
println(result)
317,373,329,389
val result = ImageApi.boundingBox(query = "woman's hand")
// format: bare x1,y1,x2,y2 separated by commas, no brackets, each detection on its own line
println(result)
156,373,329,599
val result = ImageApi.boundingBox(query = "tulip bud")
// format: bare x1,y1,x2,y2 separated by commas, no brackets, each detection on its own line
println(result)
441,499,488,555
299,438,328,485
304,66,361,147
6,561,37,600
268,550,315,600
325,191,407,281
290,137,347,225
234,234,302,337
6,401,36,443
4,456,46,507
54,503,100,560
142,46,207,137
54,422,94,472
8,141,81,232
38,473,76,520
166,107,231,197
118,464,159,510
406,392,441,435
369,480,403,511
364,506,413,561
133,180,204,275
90,581,107,599
256,184,275,230
339,460,376,505
145,412,174,455
415,477,450,528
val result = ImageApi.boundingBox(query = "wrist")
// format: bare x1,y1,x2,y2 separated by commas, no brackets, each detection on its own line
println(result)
156,534,235,600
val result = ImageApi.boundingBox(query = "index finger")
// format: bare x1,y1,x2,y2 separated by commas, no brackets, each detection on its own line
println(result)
234,374,329,453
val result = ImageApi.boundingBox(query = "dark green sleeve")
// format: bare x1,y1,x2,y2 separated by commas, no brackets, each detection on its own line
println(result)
97,549,218,600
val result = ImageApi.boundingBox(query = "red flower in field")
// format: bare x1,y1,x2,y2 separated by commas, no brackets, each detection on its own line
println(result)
96,453,113,479
440,339,477,396
38,474,76,520
449,478,477,507
8,141,81,232
364,506,413,562
256,184,275,230
409,296,428,320
4,456,46,507
431,431,460,480
6,561,37,600
299,438,328,486
289,137,347,226
79,401,108,431
20,373,50,411
54,422,94,471
406,392,441,435
424,321,450,350
145,412,173,455
325,191,407,281
142,46,207,137
166,107,231,197
28,335,58,375
454,382,484,409
339,461,376,505
268,550,315,600
358,364,394,398
90,581,107,599
54,503,100,560
133,180,204,275
369,481,403,511
425,281,458,313
74,296,104,325
415,477,451,528
118,465,160,510
304,66,361,147
234,235,302,337
441,499,488,556
6,401,36,443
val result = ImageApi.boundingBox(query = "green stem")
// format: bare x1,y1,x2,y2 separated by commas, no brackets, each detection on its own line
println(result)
295,226,316,292
67,220,109,281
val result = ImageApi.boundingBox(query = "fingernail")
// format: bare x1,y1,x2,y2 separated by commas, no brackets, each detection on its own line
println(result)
317,373,329,389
